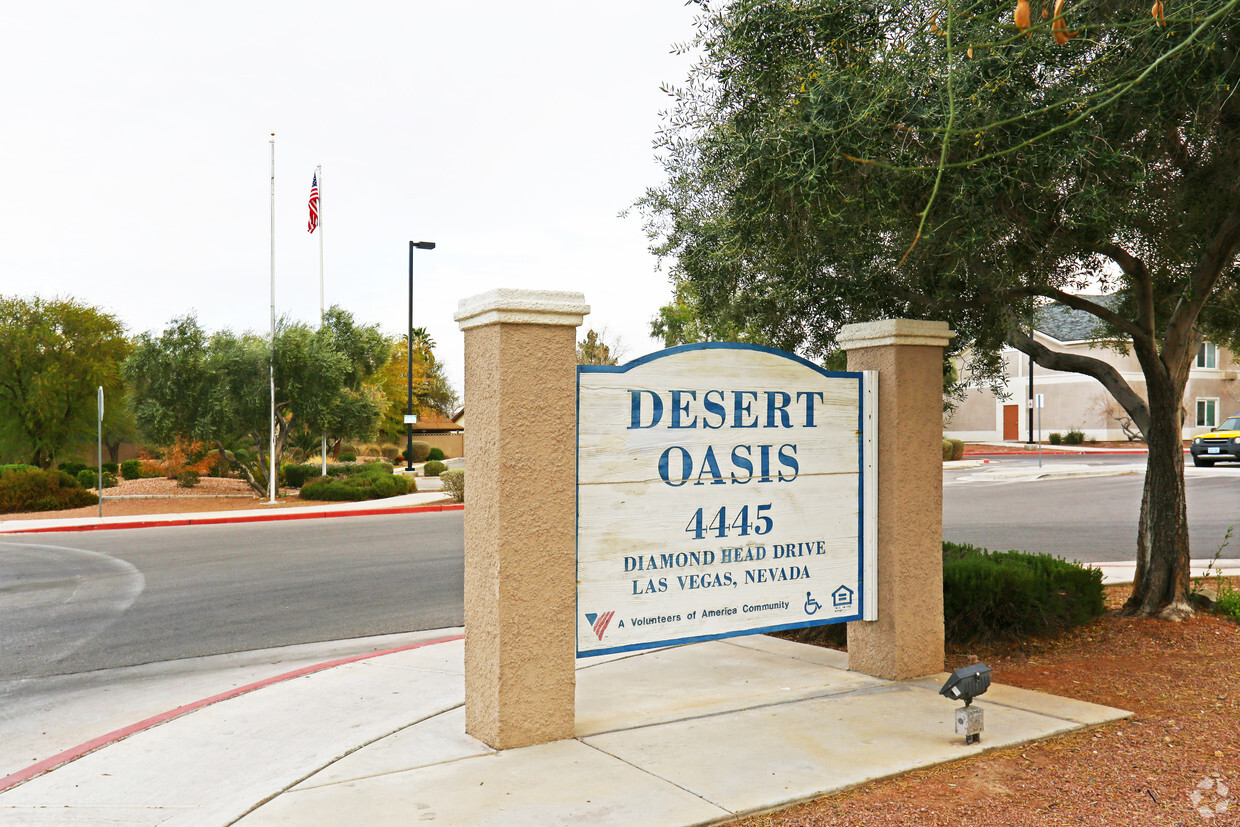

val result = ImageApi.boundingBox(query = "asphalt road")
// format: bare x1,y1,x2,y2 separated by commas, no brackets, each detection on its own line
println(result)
4,455,1236,683
0,511,463,681
944,454,1240,563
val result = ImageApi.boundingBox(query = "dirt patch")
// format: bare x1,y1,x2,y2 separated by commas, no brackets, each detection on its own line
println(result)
731,583,1240,826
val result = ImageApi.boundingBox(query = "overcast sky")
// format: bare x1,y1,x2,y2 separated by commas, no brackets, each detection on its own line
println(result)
0,1,701,394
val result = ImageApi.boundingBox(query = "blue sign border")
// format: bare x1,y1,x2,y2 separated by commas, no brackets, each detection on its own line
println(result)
576,342,867,658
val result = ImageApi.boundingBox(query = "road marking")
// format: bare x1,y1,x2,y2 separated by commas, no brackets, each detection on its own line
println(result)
0,540,146,667
0,634,465,794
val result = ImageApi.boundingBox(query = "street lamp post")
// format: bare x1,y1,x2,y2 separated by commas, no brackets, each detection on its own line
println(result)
407,240,436,471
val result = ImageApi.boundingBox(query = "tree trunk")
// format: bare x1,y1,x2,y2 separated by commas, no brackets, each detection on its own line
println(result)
1123,374,1193,619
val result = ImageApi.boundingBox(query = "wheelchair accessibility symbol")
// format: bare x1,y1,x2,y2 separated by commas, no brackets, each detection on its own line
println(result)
803,592,822,615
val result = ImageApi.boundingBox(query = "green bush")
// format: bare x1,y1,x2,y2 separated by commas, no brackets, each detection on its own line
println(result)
299,468,410,502
941,541,1104,645
120,459,143,480
407,441,432,463
282,463,318,488
1048,432,1063,445
75,469,117,489
59,460,88,476
941,438,964,461
338,452,357,462
101,461,119,474
423,460,447,477
1064,428,1086,445
0,467,98,514
379,444,400,461
440,469,464,503
177,469,200,488
0,463,37,475
427,447,445,462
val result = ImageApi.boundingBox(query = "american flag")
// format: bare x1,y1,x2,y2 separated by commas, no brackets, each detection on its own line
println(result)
307,173,319,233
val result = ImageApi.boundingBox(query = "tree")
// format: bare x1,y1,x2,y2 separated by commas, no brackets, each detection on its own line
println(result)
0,296,130,467
639,0,1240,618
576,328,626,365
375,329,459,443
126,307,391,494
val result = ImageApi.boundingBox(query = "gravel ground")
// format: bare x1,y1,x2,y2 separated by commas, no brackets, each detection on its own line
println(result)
731,584,1240,826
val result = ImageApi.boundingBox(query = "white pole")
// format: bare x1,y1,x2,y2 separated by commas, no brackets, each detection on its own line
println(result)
97,386,104,519
269,133,278,504
318,163,327,476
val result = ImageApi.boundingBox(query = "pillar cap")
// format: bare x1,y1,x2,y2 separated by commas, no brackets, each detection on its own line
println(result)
836,319,955,350
454,289,590,330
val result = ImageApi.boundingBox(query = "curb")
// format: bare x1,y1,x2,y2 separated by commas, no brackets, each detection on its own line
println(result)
0,502,464,536
0,634,465,794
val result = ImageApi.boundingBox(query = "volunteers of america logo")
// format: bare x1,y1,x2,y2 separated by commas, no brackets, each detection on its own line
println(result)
1189,776,1232,820
585,611,614,641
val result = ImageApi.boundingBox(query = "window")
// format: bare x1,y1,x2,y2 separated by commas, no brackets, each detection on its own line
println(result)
1196,342,1217,369
1197,398,1218,428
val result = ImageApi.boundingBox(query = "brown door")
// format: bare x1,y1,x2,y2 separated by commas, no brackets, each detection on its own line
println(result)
1003,404,1019,441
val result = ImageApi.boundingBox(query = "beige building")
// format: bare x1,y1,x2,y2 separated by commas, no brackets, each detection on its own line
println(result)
945,300,1240,442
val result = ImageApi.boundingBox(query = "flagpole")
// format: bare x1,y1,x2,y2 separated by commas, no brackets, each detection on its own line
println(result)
268,133,278,505
317,164,327,476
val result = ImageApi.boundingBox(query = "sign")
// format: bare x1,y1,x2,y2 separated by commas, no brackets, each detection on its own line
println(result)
403,414,418,424
1035,393,1045,409
576,343,875,657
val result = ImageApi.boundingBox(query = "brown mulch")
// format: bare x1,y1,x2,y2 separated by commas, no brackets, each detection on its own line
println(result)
732,583,1240,826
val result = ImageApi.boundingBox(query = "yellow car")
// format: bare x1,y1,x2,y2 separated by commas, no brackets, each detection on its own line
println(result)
1191,415,1240,467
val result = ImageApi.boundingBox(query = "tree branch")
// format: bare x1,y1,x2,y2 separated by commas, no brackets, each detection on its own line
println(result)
1164,201,1240,373
1092,242,1155,339
1008,330,1150,435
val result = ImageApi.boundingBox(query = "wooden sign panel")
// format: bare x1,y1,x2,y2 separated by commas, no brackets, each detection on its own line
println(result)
576,343,876,657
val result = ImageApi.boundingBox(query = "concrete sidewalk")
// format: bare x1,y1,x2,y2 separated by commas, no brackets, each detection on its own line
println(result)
0,633,1130,826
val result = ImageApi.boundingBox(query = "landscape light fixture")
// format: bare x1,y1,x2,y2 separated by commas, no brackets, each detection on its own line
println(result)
407,241,437,472
940,662,992,745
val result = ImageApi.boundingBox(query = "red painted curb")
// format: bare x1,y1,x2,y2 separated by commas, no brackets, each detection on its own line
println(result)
0,633,465,793
0,502,464,535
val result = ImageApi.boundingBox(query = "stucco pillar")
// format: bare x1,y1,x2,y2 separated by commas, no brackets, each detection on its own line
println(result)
839,319,954,680
453,288,589,750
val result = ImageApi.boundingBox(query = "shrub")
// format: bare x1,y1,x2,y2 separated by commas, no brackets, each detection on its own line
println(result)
121,459,143,480
101,461,119,474
1064,428,1086,445
1048,432,1063,445
337,442,358,456
427,447,445,462
299,468,410,501
423,460,447,477
338,452,357,462
407,441,432,464
282,463,318,488
177,469,200,488
379,443,400,461
59,460,88,476
361,443,381,458
0,464,37,475
440,469,464,503
941,541,1104,645
941,438,964,461
0,467,98,514
74,469,115,489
